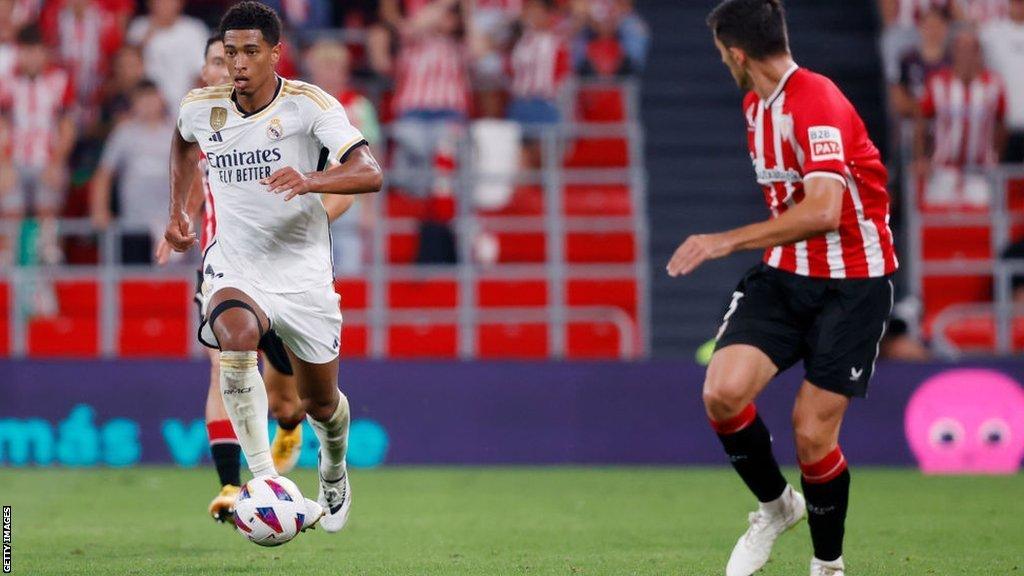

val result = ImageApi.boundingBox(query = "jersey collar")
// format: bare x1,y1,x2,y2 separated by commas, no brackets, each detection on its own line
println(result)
230,76,284,118
763,63,799,109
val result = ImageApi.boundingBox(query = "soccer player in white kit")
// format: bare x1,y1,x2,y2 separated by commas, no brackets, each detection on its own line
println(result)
164,1,382,533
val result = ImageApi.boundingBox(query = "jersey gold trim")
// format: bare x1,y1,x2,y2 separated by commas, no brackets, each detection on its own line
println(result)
283,82,331,111
336,137,364,161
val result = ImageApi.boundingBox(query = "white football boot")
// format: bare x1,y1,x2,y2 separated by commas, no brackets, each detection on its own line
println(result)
810,556,845,576
726,485,806,576
317,456,352,533
299,498,324,532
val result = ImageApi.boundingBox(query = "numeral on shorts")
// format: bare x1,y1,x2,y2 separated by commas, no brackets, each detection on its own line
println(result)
715,291,744,341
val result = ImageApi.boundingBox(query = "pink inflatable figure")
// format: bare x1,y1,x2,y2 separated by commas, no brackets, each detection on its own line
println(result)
905,369,1024,474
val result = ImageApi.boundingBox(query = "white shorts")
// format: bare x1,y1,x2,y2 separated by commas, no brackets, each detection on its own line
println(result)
198,242,342,364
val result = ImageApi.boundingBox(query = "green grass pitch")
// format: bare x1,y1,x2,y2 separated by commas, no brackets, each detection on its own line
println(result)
1,467,1021,575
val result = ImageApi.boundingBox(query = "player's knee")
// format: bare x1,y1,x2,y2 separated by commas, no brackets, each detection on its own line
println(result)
302,395,336,422
215,324,261,351
702,380,749,421
792,413,831,462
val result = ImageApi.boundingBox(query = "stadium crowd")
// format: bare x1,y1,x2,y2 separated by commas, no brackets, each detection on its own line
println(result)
0,0,649,270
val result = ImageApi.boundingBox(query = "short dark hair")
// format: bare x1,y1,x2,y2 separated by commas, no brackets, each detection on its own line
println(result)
219,1,281,46
205,34,223,58
16,23,44,46
707,0,789,60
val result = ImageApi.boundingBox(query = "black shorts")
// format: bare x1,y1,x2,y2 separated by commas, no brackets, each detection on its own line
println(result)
194,269,294,376
714,263,893,397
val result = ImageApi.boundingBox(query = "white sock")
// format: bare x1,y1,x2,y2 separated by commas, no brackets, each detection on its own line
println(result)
219,351,276,478
308,391,350,481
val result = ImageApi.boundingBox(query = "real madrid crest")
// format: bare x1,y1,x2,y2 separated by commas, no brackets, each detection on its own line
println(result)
267,118,284,141
209,107,228,132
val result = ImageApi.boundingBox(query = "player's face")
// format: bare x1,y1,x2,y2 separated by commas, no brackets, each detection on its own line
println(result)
714,37,751,91
223,29,281,97
202,40,230,87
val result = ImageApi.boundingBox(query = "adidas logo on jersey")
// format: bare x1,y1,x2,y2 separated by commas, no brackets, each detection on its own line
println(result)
209,131,224,143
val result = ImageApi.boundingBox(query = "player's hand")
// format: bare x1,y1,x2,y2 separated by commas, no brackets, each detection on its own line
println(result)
666,233,734,277
164,210,197,253
263,167,314,202
154,237,173,265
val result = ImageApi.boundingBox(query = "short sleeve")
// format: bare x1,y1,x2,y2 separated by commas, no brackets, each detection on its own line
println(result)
792,90,848,181
176,103,197,143
311,95,367,164
99,125,128,171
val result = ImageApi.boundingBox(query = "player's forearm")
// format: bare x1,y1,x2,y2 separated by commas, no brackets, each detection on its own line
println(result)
308,150,383,196
169,134,199,215
323,194,356,221
185,174,206,222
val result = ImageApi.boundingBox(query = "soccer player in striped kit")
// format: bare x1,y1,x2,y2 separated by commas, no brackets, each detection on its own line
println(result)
667,2,897,575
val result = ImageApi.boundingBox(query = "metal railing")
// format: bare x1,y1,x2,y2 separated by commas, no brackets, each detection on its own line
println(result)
0,82,651,360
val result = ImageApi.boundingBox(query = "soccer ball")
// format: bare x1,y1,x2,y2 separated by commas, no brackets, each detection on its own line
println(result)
233,476,310,547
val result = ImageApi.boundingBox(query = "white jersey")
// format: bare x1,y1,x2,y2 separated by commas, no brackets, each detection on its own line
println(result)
177,77,366,293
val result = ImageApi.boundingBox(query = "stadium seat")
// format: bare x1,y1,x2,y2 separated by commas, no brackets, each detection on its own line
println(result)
388,232,419,264
566,278,639,319
27,280,100,358
388,323,458,358
921,225,991,260
487,232,546,263
0,281,8,356
341,324,369,358
388,279,459,308
478,323,548,358
921,275,992,336
576,87,626,123
476,279,548,307
563,138,629,168
335,279,369,310
566,232,636,263
118,280,190,357
564,184,632,216
477,186,544,217
566,321,622,358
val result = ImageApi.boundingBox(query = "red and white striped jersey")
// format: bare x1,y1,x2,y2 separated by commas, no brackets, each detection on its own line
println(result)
920,68,1006,168
45,3,121,104
744,66,898,279
199,151,217,252
0,66,75,167
393,35,469,116
510,29,570,100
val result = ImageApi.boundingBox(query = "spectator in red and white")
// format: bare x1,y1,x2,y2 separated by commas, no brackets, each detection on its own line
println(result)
508,0,569,125
981,0,1024,162
11,0,41,28
571,0,648,77
889,6,951,118
916,27,1007,207
126,0,207,108
0,24,76,264
958,0,1009,23
0,0,18,78
90,79,173,264
389,0,469,204
304,38,382,273
468,0,523,117
40,0,123,113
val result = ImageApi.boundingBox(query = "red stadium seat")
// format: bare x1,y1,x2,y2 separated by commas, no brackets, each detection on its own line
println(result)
921,225,991,260
388,279,458,308
335,279,369,310
567,278,638,319
478,323,548,358
0,281,8,355
477,186,544,217
943,314,995,351
577,87,626,123
566,232,636,263
387,193,427,218
566,321,622,358
564,138,629,168
476,279,548,307
564,184,632,216
388,233,419,264
921,275,992,336
388,324,458,358
489,232,546,263
27,281,99,357
118,280,190,357
341,324,369,358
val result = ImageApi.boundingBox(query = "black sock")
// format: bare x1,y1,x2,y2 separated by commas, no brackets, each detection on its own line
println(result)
713,407,788,503
802,468,851,561
211,443,241,487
